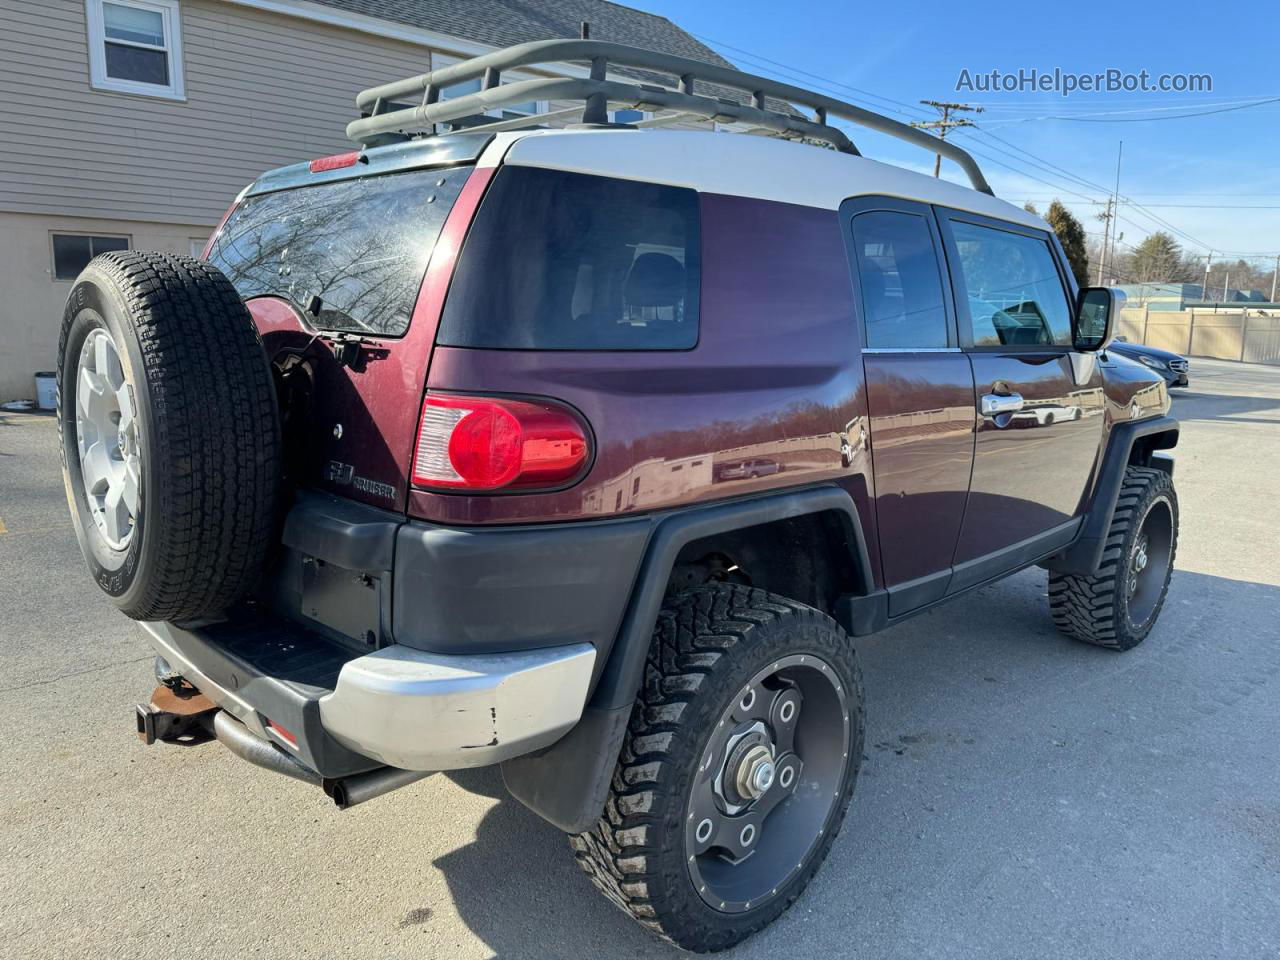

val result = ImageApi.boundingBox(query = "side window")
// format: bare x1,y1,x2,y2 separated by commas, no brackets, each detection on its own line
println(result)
438,167,700,351
851,211,949,349
949,221,1072,347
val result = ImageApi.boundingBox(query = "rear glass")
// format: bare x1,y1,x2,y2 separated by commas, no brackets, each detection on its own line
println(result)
207,166,471,336
438,167,700,350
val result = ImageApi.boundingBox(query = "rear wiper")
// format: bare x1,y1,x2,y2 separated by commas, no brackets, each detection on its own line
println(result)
302,294,375,366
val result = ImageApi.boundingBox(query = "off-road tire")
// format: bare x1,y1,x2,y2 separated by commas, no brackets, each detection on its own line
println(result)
570,584,865,952
1049,465,1177,650
57,251,280,622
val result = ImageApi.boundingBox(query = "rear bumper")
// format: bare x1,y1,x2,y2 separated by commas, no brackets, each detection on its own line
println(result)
318,641,595,769
140,617,595,775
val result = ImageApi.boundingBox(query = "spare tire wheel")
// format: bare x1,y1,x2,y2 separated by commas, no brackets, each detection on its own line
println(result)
57,251,281,622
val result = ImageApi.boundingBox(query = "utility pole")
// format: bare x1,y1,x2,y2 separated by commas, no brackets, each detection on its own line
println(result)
1223,272,1230,302
1203,252,1214,301
1097,197,1114,285
1271,254,1278,303
911,101,983,178
1107,141,1123,282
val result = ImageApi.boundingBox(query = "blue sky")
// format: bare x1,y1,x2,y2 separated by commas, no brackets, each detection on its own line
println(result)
638,0,1280,268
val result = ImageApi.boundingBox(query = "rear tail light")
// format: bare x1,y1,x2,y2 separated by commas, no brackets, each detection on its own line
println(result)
411,394,591,492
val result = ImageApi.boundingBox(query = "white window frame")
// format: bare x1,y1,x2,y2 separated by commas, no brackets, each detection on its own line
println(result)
86,0,186,100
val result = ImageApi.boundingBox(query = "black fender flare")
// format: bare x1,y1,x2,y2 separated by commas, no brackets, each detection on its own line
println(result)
1044,414,1178,576
501,484,874,833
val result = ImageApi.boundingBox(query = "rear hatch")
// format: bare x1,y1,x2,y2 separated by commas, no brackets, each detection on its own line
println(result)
205,136,491,513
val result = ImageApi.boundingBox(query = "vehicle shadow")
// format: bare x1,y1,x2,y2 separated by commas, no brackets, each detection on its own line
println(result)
428,566,1280,959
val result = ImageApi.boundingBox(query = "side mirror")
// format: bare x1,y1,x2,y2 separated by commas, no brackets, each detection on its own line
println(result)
1074,286,1124,352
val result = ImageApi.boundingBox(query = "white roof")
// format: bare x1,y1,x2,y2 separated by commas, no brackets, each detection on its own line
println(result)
478,128,1042,229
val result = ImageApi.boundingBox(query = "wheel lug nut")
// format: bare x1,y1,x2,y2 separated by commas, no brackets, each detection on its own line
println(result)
752,761,775,794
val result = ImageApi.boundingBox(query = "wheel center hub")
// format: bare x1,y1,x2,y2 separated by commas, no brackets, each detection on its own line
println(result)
734,745,775,800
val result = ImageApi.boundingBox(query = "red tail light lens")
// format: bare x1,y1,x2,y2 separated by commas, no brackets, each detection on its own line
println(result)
411,394,590,492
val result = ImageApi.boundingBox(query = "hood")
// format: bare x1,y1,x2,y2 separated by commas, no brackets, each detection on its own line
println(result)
1107,340,1185,364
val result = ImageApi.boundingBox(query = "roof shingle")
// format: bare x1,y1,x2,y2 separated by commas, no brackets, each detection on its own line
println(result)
304,0,734,68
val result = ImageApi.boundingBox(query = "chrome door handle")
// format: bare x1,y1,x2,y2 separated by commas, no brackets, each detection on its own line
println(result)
980,393,1024,417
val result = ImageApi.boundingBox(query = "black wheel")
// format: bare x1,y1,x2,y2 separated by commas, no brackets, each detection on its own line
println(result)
571,584,864,952
1044,412,1056,426
57,251,280,622
1049,465,1178,650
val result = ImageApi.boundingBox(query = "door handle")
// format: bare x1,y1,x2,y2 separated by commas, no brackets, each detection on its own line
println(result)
980,392,1024,417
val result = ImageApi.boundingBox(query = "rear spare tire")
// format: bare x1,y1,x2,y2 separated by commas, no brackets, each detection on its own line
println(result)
57,251,280,622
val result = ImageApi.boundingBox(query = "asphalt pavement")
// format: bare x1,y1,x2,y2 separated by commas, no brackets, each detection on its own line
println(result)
1,357,1277,959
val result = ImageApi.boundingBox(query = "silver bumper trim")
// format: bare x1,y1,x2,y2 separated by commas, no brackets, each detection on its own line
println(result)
319,642,596,771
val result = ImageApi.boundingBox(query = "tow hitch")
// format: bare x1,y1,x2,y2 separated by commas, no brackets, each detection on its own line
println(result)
134,683,430,809
135,683,217,745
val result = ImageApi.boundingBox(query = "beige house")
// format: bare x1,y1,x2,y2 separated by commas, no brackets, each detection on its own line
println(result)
0,0,731,400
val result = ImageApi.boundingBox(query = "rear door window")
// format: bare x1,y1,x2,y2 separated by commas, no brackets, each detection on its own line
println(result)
207,166,471,337
438,167,700,350
850,210,949,349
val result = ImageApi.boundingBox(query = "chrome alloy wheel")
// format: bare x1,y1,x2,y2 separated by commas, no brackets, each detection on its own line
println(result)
686,653,851,914
75,328,141,551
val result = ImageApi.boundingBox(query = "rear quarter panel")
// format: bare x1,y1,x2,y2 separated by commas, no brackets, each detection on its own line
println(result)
415,194,877,571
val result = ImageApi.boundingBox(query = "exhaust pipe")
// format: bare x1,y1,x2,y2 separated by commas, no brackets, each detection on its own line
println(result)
140,701,429,809
205,710,430,808
205,710,322,787
323,767,432,810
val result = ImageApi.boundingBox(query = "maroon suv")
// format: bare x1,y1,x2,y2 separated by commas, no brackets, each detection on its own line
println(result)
56,41,1179,952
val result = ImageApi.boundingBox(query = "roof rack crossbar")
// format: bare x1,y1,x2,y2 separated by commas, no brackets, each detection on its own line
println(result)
348,39,993,195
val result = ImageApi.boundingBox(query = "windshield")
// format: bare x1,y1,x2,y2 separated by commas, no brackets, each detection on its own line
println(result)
208,166,471,336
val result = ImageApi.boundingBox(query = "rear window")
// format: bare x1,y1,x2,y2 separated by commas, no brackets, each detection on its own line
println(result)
207,166,471,337
438,167,700,350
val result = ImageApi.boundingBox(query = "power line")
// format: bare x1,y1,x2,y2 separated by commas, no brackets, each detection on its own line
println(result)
983,97,1280,125
686,35,1274,256
910,101,984,177
689,31,932,121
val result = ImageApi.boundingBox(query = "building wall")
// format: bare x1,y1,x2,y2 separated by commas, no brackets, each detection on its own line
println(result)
0,0,441,226
0,211,213,399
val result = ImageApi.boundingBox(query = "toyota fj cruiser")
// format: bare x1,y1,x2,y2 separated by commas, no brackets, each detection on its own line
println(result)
57,41,1179,952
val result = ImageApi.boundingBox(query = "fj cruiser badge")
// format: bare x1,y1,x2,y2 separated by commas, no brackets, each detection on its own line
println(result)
325,460,354,484
325,460,397,502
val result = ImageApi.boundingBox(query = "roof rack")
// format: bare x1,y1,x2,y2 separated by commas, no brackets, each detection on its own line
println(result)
347,39,994,196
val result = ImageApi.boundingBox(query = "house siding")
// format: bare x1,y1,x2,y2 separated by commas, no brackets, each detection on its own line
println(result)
0,0,713,398
0,0,442,226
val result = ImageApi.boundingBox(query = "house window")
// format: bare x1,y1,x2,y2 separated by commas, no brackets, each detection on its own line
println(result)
189,238,207,258
610,109,649,124
52,234,130,280
86,0,185,100
434,54,544,124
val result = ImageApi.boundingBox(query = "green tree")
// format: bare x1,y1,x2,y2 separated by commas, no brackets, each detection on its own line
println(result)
1129,231,1184,283
1023,201,1039,216
1043,200,1089,289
